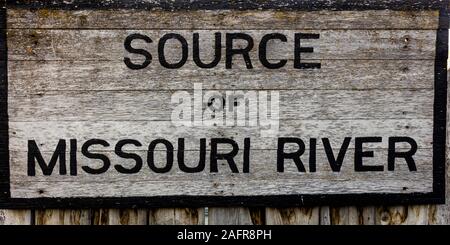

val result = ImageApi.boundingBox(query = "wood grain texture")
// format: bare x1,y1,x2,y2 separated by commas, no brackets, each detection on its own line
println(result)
0,210,32,225
149,208,204,225
376,205,429,225
4,0,444,11
7,29,436,61
35,209,90,225
266,207,319,224
8,60,434,92
9,146,433,198
14,177,431,198
8,116,435,198
92,209,147,225
9,120,434,151
11,147,430,178
6,10,439,30
7,90,434,121
208,207,260,225
330,207,350,225
320,206,331,225
330,206,375,225
356,206,376,225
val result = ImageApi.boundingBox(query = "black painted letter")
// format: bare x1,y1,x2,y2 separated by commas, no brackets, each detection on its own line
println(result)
28,139,66,176
355,137,384,172
277,138,306,172
210,138,239,173
69,139,77,176
388,137,417,171
322,137,351,172
193,32,221,68
259,33,287,69
243,138,250,173
158,33,188,69
309,138,317,173
178,138,206,173
147,139,174,173
226,33,254,69
124,33,152,70
114,139,143,174
81,139,111,175
294,33,321,69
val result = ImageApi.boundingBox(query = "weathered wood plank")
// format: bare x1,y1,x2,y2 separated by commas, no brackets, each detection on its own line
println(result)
330,207,350,225
9,119,435,151
266,207,319,224
375,205,429,225
248,208,265,225
358,207,376,225
13,176,432,198
348,207,360,224
7,30,436,61
92,209,147,225
6,10,439,30
0,210,32,225
62,209,91,225
35,209,91,225
9,112,434,197
208,207,256,225
8,60,434,92
320,206,331,225
377,206,407,225
428,203,449,225
149,208,204,225
11,149,433,197
12,148,431,204
35,210,62,225
5,0,444,11
10,149,433,181
405,206,429,225
7,90,434,121
349,206,375,225
330,206,375,225
91,209,109,225
111,209,147,225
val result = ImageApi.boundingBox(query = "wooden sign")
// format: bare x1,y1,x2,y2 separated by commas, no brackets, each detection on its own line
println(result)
0,0,448,208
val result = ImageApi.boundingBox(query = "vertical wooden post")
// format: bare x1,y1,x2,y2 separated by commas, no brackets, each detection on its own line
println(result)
405,206,429,225
92,209,147,225
35,209,90,225
355,207,376,225
0,210,32,225
208,207,264,225
319,206,331,225
330,207,350,225
265,208,319,225
375,205,429,225
63,210,91,225
149,208,205,225
329,207,375,225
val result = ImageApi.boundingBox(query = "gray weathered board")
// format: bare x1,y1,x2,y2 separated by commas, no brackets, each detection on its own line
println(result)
0,0,448,208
